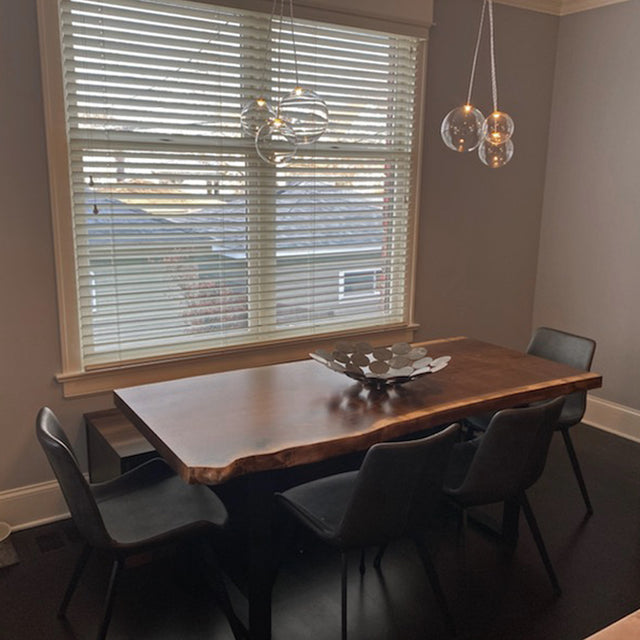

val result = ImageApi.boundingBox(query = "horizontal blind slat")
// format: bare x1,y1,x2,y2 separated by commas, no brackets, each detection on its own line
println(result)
61,0,419,367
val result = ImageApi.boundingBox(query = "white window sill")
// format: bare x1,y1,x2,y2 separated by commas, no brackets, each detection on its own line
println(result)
56,324,418,397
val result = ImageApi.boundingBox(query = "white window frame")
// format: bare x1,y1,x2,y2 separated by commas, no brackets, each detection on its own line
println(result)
37,0,429,397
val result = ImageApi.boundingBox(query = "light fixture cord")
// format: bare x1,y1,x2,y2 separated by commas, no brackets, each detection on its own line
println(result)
288,0,300,87
275,0,285,114
488,0,499,113
466,0,487,106
264,0,278,94
266,0,278,42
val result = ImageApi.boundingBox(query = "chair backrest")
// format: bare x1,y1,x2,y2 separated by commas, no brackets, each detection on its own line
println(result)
336,423,460,547
36,407,111,548
448,398,564,506
527,327,596,426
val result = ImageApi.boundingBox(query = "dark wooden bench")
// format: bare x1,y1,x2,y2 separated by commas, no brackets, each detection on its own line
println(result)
85,408,158,482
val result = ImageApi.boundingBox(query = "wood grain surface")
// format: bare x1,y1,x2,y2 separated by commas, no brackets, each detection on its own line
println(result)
586,609,640,639
114,337,602,484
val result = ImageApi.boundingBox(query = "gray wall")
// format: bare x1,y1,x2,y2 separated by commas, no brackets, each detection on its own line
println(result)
0,0,110,494
533,1,640,410
0,0,558,499
415,0,559,350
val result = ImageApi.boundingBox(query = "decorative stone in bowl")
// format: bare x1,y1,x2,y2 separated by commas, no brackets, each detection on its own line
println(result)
310,341,451,388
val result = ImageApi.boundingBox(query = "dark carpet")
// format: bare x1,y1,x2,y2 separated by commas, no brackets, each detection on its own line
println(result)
1,423,639,639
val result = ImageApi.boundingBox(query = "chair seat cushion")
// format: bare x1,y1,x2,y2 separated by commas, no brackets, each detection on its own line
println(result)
466,397,581,434
277,471,359,543
557,392,584,428
443,438,481,498
92,459,228,548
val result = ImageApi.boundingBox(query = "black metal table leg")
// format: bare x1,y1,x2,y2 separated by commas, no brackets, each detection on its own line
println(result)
247,472,277,640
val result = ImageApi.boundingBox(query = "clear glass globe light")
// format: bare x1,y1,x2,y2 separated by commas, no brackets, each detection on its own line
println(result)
482,111,515,145
278,87,329,145
240,97,275,138
440,104,485,152
255,117,298,166
478,138,514,169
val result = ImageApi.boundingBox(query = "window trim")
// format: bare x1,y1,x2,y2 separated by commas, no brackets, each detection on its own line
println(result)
37,0,429,397
56,323,417,396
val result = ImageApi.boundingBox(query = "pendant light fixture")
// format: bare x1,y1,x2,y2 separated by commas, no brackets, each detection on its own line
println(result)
255,0,298,165
256,116,298,165
240,97,276,139
240,0,278,140
241,0,329,166
277,0,328,145
441,0,515,169
440,0,486,153
477,0,514,167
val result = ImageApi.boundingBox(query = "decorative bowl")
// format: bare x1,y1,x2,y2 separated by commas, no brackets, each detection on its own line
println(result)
310,341,451,388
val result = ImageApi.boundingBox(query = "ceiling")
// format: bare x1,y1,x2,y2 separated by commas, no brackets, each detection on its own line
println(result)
495,0,630,15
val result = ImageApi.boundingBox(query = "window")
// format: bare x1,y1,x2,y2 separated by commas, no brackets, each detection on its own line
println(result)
339,269,382,301
40,0,425,392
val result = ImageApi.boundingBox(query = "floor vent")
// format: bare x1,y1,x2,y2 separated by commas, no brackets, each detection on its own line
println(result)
35,532,65,554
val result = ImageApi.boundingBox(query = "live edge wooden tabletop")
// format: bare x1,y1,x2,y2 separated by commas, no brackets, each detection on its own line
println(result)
114,337,602,485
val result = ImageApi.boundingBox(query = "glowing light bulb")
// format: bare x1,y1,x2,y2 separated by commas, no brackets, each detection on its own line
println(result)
240,98,275,138
478,138,514,169
441,104,485,152
481,110,515,144
255,117,298,166
278,87,329,145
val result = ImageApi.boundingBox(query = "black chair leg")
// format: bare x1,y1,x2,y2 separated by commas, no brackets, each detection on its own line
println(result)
96,556,124,640
560,426,593,515
200,541,248,640
413,537,456,636
341,552,348,640
359,549,366,576
58,543,92,618
520,494,561,597
456,506,467,541
502,498,521,548
373,543,387,571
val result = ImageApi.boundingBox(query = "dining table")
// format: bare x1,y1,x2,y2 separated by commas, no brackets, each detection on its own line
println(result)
114,335,602,640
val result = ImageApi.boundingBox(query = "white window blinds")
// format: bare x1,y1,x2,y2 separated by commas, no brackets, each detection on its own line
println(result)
58,0,421,367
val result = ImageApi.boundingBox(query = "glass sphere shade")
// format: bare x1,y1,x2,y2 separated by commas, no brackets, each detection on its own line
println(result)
440,104,485,153
240,98,275,138
482,111,515,145
278,87,329,145
478,138,514,169
255,118,298,166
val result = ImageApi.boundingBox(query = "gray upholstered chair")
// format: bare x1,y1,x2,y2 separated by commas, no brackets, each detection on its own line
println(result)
276,423,460,640
465,327,596,514
447,398,565,595
36,406,245,640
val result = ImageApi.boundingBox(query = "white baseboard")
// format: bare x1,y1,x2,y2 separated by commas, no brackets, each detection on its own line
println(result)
583,396,640,443
0,480,69,532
